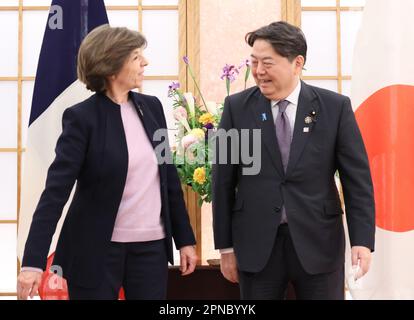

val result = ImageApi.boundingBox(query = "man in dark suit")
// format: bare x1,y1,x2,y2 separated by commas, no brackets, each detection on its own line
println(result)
212,21,375,300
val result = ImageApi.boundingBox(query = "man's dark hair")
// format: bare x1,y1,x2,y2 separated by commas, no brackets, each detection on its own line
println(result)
246,21,307,64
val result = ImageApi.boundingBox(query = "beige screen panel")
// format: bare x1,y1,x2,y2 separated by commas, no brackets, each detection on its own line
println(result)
0,225,17,293
0,154,17,221
107,10,140,30
103,0,139,5
302,11,338,77
0,82,18,148
340,10,363,76
302,0,336,6
22,10,49,76
300,0,365,94
142,80,177,144
0,12,18,76
21,81,34,148
142,0,179,4
23,0,54,5
0,0,19,5
142,10,179,76
340,0,365,6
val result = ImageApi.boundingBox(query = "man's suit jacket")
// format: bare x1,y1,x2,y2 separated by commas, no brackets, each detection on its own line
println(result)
213,81,375,275
22,91,195,288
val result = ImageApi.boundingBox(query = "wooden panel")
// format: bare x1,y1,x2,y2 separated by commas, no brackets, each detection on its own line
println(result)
185,0,200,95
0,148,18,152
177,0,202,264
0,293,17,296
282,0,301,25
0,220,18,224
178,0,187,89
138,0,143,33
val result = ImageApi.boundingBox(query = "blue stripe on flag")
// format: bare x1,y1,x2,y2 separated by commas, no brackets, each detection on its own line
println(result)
29,0,108,125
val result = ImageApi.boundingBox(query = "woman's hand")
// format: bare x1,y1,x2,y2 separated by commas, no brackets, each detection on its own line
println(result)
17,271,42,300
179,245,198,276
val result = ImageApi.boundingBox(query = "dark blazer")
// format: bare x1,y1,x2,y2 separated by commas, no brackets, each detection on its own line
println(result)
212,81,375,275
22,91,196,288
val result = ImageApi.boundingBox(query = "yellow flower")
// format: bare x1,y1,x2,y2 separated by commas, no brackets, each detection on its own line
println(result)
193,167,206,184
198,112,215,125
190,128,205,140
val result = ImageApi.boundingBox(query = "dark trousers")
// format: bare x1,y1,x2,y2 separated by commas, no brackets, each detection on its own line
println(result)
238,224,344,300
68,239,168,300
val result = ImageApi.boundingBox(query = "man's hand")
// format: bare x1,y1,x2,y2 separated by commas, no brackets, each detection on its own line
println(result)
17,271,42,300
180,245,198,276
220,252,239,283
351,246,372,280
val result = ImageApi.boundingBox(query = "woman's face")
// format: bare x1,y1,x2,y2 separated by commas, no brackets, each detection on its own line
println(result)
113,48,148,90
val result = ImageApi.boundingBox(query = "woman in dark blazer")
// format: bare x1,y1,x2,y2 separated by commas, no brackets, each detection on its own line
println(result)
17,25,197,300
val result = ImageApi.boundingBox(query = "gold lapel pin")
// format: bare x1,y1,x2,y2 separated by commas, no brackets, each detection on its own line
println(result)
304,116,313,124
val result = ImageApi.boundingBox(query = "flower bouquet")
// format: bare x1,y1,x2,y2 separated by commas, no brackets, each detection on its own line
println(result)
168,57,250,206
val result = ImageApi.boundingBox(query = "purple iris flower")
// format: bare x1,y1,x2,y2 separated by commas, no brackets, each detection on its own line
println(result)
239,59,251,69
168,81,180,97
220,64,239,82
204,123,214,140
169,82,180,90
203,123,214,130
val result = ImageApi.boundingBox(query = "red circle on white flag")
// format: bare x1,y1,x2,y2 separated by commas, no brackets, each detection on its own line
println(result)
355,85,414,232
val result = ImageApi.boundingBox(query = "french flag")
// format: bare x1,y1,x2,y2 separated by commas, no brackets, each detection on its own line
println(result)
347,0,414,299
17,0,108,299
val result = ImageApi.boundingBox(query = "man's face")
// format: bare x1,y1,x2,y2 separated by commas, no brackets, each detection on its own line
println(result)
251,39,303,101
